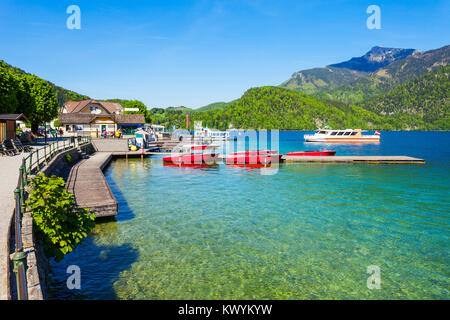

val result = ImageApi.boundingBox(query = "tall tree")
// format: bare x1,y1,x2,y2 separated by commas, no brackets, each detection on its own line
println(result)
27,75,59,132
0,61,19,113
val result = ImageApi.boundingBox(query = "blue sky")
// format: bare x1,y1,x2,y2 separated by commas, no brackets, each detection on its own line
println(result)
0,0,448,108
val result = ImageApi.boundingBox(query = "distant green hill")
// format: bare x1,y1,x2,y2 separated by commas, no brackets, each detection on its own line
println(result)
0,60,89,107
150,86,385,130
317,45,450,104
280,67,369,95
197,86,386,130
357,66,450,130
196,101,230,112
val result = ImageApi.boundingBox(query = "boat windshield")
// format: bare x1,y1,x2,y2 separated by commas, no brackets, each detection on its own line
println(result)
330,131,338,135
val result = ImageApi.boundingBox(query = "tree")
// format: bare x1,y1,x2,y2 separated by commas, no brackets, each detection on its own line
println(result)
123,100,151,122
0,61,20,113
27,75,59,133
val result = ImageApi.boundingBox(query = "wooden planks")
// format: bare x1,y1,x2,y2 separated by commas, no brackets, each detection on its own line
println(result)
281,155,425,164
66,152,118,218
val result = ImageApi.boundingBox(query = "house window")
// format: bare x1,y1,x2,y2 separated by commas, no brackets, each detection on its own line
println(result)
89,106,93,111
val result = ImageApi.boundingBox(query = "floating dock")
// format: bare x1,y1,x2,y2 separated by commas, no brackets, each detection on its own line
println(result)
66,152,117,218
281,155,425,164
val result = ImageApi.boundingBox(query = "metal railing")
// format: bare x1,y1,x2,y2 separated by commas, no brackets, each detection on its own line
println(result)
10,135,91,300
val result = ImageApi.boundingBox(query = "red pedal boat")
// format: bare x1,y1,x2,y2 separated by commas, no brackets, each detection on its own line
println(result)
286,150,336,156
225,150,282,165
163,144,219,165
228,150,278,156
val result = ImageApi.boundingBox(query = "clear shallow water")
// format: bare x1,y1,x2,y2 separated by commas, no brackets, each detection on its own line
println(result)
48,131,450,299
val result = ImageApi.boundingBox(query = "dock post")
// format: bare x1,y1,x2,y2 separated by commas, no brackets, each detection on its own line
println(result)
36,149,40,171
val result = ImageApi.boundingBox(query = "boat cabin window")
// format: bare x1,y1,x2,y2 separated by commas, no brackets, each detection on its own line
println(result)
337,132,344,135
344,132,351,135
318,131,327,134
330,131,338,135
351,132,357,135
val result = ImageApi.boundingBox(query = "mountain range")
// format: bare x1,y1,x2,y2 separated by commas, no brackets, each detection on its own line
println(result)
280,46,425,96
316,45,450,104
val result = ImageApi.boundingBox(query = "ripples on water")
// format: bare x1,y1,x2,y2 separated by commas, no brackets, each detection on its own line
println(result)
48,131,449,299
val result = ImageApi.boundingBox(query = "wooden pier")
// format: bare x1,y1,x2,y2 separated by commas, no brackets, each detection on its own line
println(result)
66,152,117,218
281,155,425,164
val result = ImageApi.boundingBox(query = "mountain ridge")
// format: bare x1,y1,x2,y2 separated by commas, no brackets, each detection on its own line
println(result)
280,46,418,94
317,45,450,104
329,46,418,72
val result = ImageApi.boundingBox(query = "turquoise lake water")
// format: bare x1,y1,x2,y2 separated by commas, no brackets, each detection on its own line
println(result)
48,131,449,299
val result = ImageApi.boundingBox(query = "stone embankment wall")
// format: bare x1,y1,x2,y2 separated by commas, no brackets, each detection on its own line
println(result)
17,143,95,300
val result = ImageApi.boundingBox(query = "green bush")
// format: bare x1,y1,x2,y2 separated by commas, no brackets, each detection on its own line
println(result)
64,153,72,164
26,174,96,262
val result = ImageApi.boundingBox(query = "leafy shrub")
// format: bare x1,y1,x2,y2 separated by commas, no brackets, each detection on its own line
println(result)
64,153,72,164
26,174,95,262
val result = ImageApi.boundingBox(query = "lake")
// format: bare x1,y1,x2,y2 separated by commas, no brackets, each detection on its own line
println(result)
48,131,450,299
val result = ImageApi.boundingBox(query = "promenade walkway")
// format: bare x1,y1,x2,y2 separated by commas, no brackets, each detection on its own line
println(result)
0,154,25,300
66,152,117,218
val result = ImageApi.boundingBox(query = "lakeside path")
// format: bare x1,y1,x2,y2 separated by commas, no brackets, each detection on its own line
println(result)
66,152,117,218
0,154,25,300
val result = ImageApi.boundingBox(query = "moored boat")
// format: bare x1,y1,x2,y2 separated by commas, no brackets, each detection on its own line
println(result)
304,129,380,143
163,144,219,165
163,153,218,165
194,127,236,141
229,150,279,156
286,150,336,156
225,150,282,165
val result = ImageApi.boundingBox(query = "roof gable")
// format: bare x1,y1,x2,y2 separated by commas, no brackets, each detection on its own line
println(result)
0,113,28,121
63,100,123,114
58,113,145,125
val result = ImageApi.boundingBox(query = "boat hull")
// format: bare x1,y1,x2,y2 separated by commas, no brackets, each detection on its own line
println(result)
225,154,282,165
305,137,380,143
163,153,218,165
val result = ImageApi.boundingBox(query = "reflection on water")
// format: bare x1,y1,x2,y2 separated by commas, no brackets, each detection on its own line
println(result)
48,131,450,299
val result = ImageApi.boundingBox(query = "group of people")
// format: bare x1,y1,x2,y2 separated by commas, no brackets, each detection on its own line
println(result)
101,129,123,139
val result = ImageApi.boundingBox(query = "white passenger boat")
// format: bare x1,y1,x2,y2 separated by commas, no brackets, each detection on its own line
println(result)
304,129,380,143
194,127,235,141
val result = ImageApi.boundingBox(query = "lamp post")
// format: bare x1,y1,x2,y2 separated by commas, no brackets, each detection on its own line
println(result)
42,100,47,144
